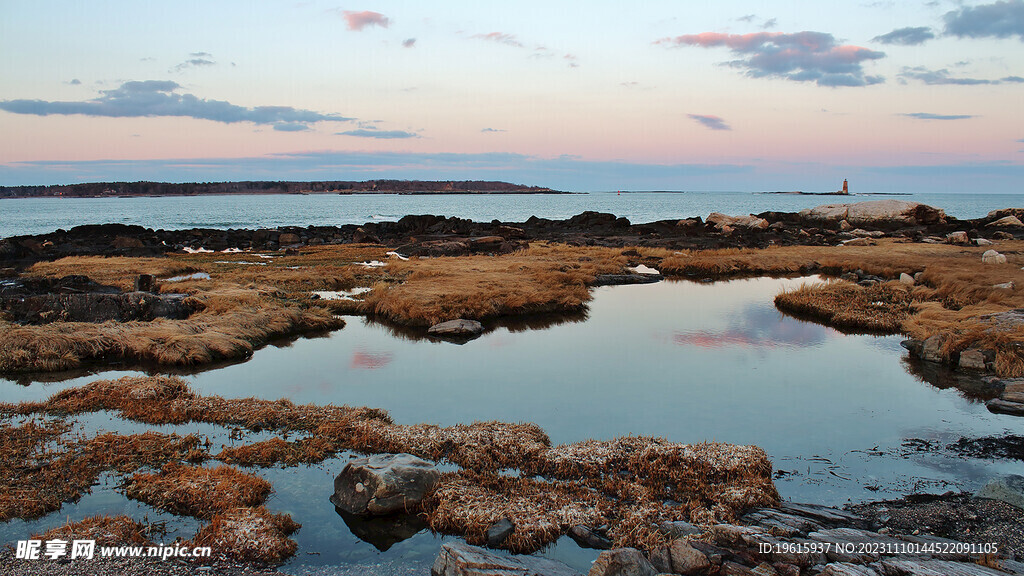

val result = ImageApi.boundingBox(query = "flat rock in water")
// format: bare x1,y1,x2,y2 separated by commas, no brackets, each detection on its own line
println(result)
427,319,485,337
431,541,581,576
975,474,1024,510
987,399,1024,416
331,453,440,516
592,272,663,286
567,525,613,550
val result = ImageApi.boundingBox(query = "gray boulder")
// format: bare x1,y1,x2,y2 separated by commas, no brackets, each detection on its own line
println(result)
431,541,580,576
975,474,1024,510
650,540,711,575
331,453,441,516
588,548,656,576
428,319,485,337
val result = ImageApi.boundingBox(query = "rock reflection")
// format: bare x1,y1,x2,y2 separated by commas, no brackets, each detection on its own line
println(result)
334,507,427,552
359,310,588,343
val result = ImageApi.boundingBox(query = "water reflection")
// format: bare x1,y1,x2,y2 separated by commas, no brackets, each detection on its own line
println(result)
333,508,428,552
672,302,835,349
350,349,395,370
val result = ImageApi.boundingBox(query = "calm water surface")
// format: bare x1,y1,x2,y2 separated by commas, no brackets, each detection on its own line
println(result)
2,191,1023,237
1,277,1020,572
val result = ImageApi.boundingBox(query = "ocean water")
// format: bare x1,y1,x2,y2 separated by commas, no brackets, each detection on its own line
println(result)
2,191,1023,238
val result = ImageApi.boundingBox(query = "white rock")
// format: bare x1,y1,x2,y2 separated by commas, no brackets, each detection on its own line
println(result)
994,282,1015,290
945,231,969,245
982,250,1007,264
705,212,770,230
976,238,994,246
899,273,915,286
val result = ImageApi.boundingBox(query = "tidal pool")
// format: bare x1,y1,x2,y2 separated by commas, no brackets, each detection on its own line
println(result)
2,276,1021,573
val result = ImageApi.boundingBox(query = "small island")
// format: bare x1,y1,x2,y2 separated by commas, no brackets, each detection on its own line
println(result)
0,180,566,199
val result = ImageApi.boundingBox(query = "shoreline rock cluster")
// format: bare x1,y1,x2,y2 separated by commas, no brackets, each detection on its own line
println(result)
2,201,1022,268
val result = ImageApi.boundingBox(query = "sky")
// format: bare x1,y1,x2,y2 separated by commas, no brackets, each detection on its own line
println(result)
1,0,1023,192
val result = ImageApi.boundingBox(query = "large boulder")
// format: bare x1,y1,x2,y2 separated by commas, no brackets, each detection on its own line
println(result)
650,540,712,575
588,548,656,576
975,474,1024,510
799,200,946,227
987,215,1024,228
706,213,770,230
330,453,441,516
431,541,580,576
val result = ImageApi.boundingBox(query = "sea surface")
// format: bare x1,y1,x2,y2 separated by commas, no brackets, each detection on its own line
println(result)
1,278,1019,572
2,191,1023,237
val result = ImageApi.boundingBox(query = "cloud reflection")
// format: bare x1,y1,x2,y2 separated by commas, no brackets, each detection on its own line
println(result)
350,349,394,369
672,304,835,349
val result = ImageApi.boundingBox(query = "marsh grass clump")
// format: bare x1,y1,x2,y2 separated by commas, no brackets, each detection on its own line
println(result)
1,375,392,433
423,471,605,553
344,420,552,471
0,289,344,374
360,244,629,326
190,506,300,565
35,515,151,547
216,437,338,467
775,281,916,333
124,463,272,518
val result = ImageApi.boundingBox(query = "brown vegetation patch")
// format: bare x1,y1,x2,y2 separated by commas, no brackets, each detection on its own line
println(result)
0,418,208,522
2,375,392,433
0,287,343,373
216,437,337,467
35,515,151,547
423,471,605,553
775,281,916,332
343,420,551,471
360,244,628,326
190,506,300,565
124,462,272,518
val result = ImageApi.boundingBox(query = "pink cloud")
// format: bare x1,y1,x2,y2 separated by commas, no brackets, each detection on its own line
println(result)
472,32,524,48
657,30,884,87
343,10,390,31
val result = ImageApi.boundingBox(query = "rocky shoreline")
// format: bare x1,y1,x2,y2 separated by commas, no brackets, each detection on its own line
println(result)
2,200,1019,268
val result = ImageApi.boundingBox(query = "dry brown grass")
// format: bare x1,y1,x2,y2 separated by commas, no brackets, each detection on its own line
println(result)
423,471,605,553
190,506,300,565
124,462,272,518
34,515,151,547
0,287,344,373
775,280,917,333
360,244,628,326
1,246,401,374
216,437,338,467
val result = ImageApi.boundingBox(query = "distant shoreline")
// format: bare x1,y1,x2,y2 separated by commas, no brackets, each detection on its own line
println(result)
0,180,572,199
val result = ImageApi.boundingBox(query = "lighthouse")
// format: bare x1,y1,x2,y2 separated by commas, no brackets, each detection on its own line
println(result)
842,179,849,194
